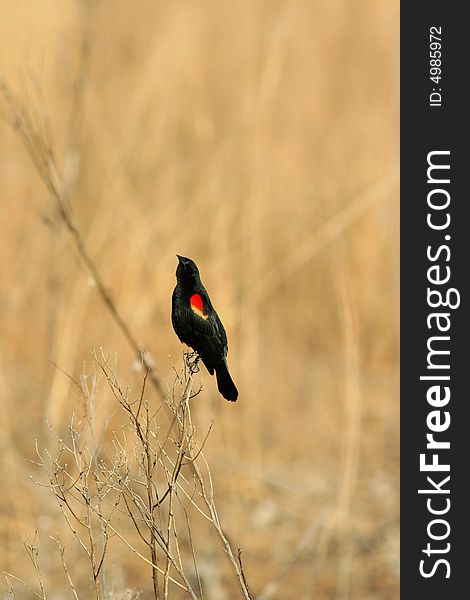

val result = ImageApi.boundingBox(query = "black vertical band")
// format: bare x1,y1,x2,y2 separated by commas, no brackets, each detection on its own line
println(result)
401,3,467,597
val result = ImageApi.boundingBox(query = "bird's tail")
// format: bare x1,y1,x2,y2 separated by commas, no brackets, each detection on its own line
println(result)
215,359,238,402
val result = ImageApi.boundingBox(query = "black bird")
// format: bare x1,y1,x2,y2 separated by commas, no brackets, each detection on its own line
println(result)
172,255,238,402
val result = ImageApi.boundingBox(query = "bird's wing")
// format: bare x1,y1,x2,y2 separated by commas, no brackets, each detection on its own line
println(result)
197,289,228,350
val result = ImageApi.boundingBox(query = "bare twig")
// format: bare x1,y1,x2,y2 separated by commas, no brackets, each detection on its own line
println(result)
2,572,42,599
23,531,47,600
0,80,165,401
51,537,80,600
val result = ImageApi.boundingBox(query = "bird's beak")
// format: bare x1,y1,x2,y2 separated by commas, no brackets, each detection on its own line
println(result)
176,254,183,262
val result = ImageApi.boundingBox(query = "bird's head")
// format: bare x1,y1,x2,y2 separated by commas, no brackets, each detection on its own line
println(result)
176,255,200,282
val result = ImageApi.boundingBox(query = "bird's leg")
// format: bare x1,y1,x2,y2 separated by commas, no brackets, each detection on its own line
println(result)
184,351,201,374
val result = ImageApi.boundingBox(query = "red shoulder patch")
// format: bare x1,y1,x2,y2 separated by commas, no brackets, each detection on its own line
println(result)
190,293,208,319
190,294,203,311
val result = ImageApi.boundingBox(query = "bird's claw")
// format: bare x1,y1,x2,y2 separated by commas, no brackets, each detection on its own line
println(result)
184,351,201,374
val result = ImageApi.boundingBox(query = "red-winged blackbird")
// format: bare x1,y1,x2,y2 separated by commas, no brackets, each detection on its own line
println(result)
172,255,238,402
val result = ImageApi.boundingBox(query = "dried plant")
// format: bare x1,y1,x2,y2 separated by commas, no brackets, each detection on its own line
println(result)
0,77,166,402
19,351,252,599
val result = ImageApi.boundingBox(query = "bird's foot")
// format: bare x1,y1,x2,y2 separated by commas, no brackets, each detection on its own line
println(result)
184,351,201,374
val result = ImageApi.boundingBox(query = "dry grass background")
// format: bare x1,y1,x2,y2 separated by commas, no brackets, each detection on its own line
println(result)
0,0,399,598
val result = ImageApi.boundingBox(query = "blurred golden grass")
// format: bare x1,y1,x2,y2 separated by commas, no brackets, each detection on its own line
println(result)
0,0,399,598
